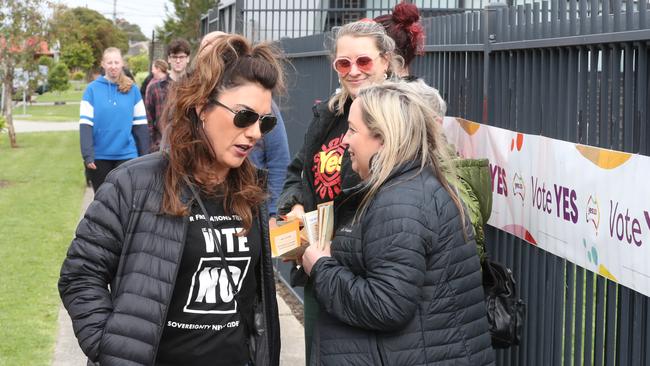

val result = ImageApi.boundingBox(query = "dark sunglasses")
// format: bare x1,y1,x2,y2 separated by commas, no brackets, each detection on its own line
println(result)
213,100,277,135
332,54,380,76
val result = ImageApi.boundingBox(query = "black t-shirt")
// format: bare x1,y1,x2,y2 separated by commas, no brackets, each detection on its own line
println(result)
156,196,260,366
311,120,349,205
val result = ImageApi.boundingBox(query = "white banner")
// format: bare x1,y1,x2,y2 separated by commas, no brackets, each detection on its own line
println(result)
443,117,650,296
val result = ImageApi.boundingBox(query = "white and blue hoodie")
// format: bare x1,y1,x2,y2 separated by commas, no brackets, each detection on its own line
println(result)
79,76,149,164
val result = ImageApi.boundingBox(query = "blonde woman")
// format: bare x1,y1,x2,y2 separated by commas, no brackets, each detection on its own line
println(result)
302,81,495,365
277,20,401,361
80,47,149,192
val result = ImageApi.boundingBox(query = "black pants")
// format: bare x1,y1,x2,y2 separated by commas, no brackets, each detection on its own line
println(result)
87,159,129,192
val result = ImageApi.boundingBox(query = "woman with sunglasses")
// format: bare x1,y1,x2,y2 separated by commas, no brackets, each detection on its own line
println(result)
302,80,495,366
277,19,400,363
59,34,284,366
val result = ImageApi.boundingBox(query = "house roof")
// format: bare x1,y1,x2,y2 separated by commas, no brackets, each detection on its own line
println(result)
0,36,54,56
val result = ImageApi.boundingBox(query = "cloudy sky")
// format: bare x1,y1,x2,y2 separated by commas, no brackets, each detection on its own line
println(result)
54,0,172,38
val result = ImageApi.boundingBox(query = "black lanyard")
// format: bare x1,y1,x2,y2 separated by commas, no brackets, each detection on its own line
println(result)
183,177,239,299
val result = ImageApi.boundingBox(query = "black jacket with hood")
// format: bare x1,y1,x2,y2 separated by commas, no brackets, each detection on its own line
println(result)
309,161,495,366
58,153,280,366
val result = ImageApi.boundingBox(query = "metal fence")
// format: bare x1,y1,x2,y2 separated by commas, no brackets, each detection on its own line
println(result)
202,0,492,42
270,1,650,365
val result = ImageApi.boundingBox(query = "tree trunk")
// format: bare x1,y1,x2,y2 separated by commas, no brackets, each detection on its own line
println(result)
3,65,17,148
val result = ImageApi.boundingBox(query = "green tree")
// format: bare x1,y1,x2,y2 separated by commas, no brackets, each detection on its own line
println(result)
49,6,129,70
127,52,149,74
61,42,94,73
0,0,48,147
157,0,215,49
116,18,148,42
38,55,54,68
48,62,70,93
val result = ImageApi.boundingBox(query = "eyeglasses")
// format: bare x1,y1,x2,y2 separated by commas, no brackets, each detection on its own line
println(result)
213,100,277,135
169,54,188,61
332,54,381,76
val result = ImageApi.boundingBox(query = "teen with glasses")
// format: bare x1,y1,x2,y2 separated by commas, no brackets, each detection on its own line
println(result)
145,38,191,152
59,34,285,366
277,19,401,364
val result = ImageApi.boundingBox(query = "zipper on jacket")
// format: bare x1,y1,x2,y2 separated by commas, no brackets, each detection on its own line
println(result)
151,215,189,365
257,202,273,365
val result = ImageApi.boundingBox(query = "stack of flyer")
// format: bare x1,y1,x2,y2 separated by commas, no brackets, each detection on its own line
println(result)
269,201,334,258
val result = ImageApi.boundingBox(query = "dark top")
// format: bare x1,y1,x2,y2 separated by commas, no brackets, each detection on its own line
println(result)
277,97,359,215
157,196,260,365
310,120,348,204
140,73,153,99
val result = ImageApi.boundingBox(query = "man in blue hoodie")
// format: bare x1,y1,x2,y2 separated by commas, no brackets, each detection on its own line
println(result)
80,47,149,192
248,100,291,220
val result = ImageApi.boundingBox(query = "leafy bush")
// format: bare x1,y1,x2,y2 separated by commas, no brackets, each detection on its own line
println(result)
127,52,149,75
71,71,85,81
134,71,148,86
38,56,54,68
48,63,71,93
61,42,95,73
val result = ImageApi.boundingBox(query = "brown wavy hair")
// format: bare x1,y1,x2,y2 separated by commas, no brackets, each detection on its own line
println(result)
162,34,286,232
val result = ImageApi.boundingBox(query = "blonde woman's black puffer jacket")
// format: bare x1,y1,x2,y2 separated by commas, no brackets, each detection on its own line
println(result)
309,161,495,366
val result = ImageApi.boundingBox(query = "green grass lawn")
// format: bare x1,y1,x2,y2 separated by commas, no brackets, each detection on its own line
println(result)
35,82,86,103
0,132,85,365
14,103,79,122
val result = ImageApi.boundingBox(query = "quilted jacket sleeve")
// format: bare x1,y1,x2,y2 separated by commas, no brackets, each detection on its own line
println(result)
310,196,435,332
58,169,132,362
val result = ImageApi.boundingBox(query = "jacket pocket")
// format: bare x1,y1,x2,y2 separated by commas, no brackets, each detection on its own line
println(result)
333,224,365,274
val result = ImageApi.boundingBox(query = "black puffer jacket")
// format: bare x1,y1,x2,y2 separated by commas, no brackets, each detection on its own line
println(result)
58,153,280,366
309,162,495,366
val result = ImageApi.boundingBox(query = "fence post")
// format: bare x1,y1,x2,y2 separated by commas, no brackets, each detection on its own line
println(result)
483,1,507,124
149,30,155,71
234,0,246,35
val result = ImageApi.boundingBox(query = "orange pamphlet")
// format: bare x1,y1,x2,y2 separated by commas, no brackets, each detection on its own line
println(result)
269,219,304,259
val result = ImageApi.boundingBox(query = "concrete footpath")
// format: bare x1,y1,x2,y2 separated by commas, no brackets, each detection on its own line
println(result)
52,187,305,365
13,120,77,133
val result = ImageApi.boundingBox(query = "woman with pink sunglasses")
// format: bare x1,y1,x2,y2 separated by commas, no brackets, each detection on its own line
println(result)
277,19,400,363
